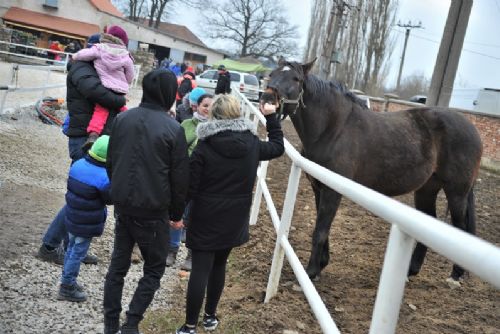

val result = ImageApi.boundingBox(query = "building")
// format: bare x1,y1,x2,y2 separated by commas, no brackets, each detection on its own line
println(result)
0,0,225,66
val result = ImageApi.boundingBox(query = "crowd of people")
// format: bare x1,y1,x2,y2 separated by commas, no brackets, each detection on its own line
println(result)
35,26,284,334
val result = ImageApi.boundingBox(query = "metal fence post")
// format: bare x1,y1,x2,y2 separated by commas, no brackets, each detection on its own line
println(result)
369,224,415,334
0,65,14,113
265,162,301,302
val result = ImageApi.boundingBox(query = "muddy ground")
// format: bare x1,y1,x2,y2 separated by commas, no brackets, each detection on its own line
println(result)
0,108,498,333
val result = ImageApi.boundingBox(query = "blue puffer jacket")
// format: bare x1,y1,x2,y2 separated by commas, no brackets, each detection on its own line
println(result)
64,155,111,238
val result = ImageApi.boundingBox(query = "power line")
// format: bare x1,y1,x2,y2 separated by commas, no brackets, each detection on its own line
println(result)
392,28,500,61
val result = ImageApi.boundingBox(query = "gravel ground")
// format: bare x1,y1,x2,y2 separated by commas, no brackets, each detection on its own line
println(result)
0,67,184,333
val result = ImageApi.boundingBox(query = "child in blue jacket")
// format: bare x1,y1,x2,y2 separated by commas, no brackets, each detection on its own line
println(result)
58,135,111,302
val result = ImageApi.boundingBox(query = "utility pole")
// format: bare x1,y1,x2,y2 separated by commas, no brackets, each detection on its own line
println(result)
319,0,354,80
427,0,473,107
396,20,423,91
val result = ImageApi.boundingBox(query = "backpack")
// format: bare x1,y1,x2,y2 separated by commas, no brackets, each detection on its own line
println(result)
178,78,192,98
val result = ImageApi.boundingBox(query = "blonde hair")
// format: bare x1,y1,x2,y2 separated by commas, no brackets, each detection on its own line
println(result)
209,95,241,120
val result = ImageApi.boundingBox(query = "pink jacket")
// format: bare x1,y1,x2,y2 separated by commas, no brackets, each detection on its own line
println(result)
73,42,134,94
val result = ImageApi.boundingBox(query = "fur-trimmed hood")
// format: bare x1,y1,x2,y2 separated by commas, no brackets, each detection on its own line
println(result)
196,118,258,158
196,118,257,139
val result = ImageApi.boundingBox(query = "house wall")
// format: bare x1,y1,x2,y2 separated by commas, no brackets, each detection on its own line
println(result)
0,0,224,64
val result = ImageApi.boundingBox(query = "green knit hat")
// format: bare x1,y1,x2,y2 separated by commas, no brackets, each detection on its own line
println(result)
88,135,110,163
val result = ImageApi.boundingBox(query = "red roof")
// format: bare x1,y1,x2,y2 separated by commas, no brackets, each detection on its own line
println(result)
137,18,206,47
89,0,123,17
3,7,100,39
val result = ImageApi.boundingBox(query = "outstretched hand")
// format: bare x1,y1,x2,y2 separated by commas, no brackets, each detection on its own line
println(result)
169,219,184,230
259,102,277,116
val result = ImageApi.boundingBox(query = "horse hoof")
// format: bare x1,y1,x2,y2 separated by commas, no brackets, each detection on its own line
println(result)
445,277,462,289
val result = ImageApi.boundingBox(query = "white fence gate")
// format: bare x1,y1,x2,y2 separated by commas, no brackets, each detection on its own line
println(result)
232,90,500,333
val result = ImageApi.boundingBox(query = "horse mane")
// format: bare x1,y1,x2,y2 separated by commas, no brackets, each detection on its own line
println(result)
285,61,368,109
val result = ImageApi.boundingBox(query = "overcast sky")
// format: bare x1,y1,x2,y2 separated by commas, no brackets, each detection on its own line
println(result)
170,0,500,108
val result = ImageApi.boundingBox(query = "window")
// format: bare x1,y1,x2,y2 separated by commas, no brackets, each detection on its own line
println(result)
200,70,216,79
230,72,240,82
244,75,259,86
44,0,58,8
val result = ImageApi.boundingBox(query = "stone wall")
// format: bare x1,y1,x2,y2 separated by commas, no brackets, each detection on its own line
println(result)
131,50,155,84
368,97,500,171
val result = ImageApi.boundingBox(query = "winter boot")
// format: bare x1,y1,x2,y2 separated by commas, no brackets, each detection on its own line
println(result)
57,283,87,302
104,318,120,334
120,324,142,334
36,244,64,265
81,132,99,153
180,249,192,271
166,250,178,267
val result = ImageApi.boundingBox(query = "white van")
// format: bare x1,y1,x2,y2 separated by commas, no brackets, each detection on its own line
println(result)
196,70,260,101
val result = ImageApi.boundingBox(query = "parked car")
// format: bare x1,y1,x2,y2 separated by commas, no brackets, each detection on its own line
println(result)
409,95,427,104
196,69,260,101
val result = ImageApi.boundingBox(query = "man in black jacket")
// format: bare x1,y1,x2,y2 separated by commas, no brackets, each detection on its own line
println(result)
103,69,190,334
36,35,126,266
214,64,231,95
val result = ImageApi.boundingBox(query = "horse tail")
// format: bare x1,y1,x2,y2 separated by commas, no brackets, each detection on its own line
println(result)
465,187,476,235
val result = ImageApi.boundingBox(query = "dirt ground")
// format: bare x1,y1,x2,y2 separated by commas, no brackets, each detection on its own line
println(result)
0,105,498,333
159,121,499,334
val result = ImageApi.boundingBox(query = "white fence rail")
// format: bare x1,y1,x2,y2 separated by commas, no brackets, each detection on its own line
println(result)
0,40,71,69
232,90,500,333
0,64,66,113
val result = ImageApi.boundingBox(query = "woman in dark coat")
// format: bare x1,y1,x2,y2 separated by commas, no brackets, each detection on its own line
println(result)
176,95,284,334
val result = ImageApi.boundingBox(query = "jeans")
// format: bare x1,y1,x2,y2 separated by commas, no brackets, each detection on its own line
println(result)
42,205,69,249
61,233,92,286
68,136,87,162
103,214,170,327
41,136,87,249
169,202,191,252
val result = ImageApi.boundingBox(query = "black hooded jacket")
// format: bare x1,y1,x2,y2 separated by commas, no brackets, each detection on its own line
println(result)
186,115,284,251
66,61,126,137
215,70,231,94
106,69,189,220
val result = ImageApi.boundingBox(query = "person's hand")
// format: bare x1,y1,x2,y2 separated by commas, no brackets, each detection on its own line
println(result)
170,219,184,230
260,102,276,116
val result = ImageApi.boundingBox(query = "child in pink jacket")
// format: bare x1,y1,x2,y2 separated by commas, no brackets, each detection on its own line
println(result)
73,25,134,150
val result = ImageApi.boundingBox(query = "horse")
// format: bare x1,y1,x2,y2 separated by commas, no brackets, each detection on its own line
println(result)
266,59,483,282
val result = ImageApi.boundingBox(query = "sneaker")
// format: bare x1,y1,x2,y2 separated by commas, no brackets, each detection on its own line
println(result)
57,283,87,302
120,324,142,334
166,250,178,267
82,252,99,265
175,324,196,334
36,245,64,265
180,249,192,271
203,314,219,331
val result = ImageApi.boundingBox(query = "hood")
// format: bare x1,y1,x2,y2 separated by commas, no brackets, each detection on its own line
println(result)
96,41,131,71
196,118,257,158
141,69,178,109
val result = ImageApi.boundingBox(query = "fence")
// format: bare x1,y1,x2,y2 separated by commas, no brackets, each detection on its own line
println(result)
0,64,66,113
232,90,500,333
0,40,71,69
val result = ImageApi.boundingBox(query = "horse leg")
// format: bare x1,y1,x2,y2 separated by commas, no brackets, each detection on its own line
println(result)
306,184,342,280
408,177,442,276
445,187,476,280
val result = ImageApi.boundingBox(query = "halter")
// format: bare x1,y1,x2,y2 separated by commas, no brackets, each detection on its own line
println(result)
277,88,306,121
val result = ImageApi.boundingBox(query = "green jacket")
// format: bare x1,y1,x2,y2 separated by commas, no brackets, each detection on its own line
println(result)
181,117,200,156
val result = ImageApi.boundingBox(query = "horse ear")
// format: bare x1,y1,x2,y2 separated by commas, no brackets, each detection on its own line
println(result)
302,58,317,75
277,56,286,67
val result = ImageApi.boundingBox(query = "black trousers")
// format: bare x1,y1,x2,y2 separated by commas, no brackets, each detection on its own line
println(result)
103,214,169,326
185,248,232,326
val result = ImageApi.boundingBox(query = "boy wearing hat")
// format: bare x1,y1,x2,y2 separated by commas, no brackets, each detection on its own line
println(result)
176,87,206,123
58,136,112,302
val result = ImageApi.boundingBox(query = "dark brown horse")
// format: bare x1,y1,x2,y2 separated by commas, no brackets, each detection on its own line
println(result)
266,59,482,281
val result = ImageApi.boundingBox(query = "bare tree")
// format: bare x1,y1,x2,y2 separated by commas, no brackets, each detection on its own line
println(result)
306,0,398,94
111,0,173,27
185,0,299,59
393,71,430,100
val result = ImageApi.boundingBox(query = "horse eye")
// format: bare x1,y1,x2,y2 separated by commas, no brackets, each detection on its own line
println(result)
293,77,300,82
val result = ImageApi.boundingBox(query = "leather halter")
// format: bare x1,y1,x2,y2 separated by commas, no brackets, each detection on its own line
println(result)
277,88,306,121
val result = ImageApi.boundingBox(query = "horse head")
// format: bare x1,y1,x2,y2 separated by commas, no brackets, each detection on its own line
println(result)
265,58,316,119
